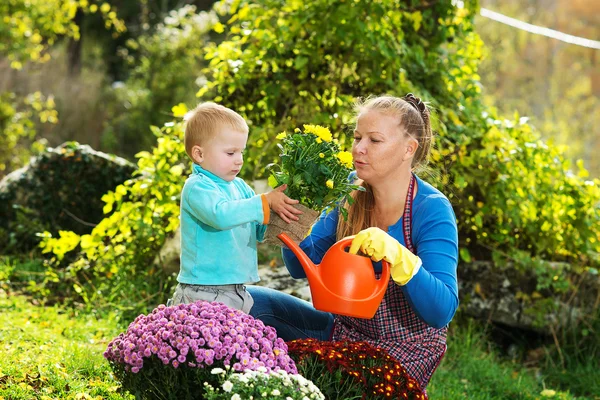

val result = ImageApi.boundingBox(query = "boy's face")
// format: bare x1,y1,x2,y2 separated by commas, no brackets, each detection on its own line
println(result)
194,127,248,182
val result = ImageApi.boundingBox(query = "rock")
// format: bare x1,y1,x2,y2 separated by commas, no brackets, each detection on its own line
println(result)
459,261,600,334
154,226,181,276
0,142,135,253
256,263,311,302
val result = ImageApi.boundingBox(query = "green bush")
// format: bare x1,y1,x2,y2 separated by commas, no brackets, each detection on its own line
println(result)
199,0,600,278
0,142,135,254
39,123,185,319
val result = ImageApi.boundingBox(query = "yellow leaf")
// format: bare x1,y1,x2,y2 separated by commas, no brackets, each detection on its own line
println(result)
169,165,183,176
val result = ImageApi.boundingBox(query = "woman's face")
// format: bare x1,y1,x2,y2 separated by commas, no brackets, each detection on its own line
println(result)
352,110,415,184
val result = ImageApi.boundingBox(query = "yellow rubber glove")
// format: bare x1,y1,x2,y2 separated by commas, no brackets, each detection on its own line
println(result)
349,227,422,286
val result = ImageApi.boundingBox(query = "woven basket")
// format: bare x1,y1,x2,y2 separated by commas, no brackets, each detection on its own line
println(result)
262,204,320,247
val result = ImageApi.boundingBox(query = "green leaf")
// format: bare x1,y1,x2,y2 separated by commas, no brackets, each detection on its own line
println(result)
459,247,472,263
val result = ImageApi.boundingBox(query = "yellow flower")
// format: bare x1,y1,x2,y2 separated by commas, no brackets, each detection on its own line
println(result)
316,138,322,144
276,132,287,140
294,128,301,133
319,153,325,158
303,124,332,142
326,180,334,189
171,103,188,118
336,151,353,168
540,389,556,397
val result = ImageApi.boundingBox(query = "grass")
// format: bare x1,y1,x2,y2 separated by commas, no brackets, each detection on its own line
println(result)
0,290,598,400
427,321,587,400
0,291,133,400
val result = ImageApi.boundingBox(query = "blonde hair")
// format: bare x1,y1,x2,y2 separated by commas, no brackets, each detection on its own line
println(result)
337,94,434,240
183,102,249,159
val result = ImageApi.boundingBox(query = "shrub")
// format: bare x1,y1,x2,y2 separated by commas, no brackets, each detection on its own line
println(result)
104,301,297,400
0,142,135,254
287,339,427,400
38,120,186,317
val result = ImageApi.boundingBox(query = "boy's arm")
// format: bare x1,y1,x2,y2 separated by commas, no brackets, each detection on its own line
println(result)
185,179,269,230
239,180,269,242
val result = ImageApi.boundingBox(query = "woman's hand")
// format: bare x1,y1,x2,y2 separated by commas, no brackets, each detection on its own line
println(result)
264,184,303,223
349,227,422,285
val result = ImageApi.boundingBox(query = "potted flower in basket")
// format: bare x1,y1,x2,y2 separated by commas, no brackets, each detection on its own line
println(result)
104,301,297,400
287,338,427,400
263,124,363,246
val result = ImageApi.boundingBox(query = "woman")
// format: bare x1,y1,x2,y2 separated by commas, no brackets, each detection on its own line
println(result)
248,94,459,388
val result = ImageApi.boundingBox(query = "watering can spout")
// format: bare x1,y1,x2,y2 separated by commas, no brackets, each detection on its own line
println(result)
277,233,320,283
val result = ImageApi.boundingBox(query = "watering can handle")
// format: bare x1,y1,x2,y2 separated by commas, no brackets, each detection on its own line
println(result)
335,237,392,277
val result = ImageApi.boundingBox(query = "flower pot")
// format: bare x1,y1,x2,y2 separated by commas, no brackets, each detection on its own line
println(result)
263,204,320,247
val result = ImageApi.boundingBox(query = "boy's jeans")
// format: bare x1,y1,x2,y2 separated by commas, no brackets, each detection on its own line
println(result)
168,283,253,313
246,285,334,342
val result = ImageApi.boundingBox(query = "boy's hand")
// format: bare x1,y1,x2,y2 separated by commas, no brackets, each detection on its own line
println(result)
264,184,302,223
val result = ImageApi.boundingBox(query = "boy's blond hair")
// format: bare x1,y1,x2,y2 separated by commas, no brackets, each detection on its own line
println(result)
184,102,249,158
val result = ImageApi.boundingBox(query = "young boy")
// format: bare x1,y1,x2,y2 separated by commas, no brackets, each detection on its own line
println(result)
168,102,301,313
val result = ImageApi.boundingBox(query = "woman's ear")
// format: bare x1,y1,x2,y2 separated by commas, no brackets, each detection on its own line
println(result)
191,145,204,164
404,137,419,160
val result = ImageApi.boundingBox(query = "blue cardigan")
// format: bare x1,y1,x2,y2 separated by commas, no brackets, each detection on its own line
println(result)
282,174,459,328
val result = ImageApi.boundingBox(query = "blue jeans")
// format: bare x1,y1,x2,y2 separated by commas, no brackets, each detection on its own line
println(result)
247,285,334,342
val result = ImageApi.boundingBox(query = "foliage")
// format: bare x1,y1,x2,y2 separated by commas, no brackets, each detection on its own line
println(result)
197,0,600,292
204,366,325,400
38,120,186,318
0,142,135,255
0,91,57,178
101,5,217,158
104,301,297,400
200,0,466,178
0,0,125,69
267,124,362,214
287,339,426,400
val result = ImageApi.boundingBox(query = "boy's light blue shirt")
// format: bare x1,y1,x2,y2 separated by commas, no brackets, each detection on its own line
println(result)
178,164,268,285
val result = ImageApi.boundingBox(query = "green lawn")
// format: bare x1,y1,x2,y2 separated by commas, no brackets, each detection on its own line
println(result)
0,291,595,400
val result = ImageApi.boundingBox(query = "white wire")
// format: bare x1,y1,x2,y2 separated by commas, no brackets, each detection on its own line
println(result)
480,7,600,50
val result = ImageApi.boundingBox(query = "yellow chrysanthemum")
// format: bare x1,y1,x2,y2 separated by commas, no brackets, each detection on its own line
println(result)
303,124,332,142
326,180,334,189
316,138,322,144
276,132,287,140
336,151,353,168
319,153,325,158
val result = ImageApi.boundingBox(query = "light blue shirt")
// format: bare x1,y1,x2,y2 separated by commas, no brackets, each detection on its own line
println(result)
178,164,267,285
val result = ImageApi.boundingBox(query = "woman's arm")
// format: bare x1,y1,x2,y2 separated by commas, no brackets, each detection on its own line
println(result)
402,196,459,328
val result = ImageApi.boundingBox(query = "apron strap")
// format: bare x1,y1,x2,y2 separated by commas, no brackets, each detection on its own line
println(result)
402,174,416,254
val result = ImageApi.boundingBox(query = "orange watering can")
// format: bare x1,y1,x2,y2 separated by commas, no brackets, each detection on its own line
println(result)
278,232,390,319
